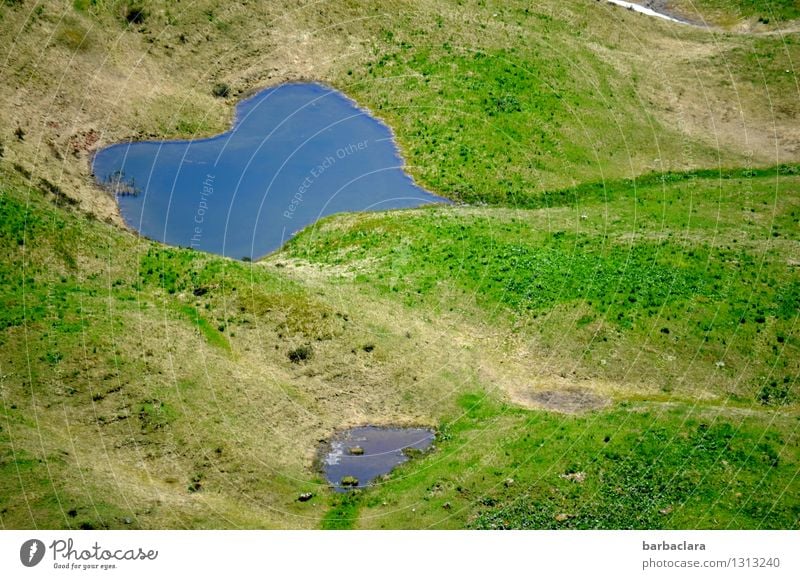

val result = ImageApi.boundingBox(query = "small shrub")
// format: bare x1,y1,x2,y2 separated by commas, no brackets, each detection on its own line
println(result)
188,473,202,493
125,4,147,25
288,345,312,363
758,380,791,406
490,94,521,114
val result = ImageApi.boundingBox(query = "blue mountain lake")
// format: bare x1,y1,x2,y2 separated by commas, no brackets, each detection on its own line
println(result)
92,82,448,260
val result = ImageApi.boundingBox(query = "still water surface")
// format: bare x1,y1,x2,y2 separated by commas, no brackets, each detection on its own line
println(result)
93,83,447,259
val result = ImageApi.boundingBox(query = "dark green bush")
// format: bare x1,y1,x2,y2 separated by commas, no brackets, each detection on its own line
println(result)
125,5,147,25
758,379,792,406
288,345,312,363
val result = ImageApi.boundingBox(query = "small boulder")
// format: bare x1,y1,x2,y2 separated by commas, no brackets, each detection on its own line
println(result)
348,446,364,456
340,476,359,487
298,492,314,502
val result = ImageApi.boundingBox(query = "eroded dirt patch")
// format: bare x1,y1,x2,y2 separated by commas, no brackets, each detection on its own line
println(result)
515,386,610,414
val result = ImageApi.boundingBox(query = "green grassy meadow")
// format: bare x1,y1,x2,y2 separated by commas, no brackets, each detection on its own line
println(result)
1,0,799,530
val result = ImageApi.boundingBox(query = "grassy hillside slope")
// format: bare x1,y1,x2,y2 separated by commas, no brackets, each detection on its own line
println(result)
0,169,479,528
1,0,798,209
1,0,799,529
283,165,800,403
277,167,800,528
2,162,797,529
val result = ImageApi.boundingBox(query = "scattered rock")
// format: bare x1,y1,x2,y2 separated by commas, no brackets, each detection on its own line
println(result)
348,446,364,456
298,492,314,502
521,387,609,414
503,478,515,488
340,476,359,487
560,471,587,483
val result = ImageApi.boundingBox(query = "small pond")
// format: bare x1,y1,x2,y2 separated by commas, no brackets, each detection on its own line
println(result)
92,82,448,260
321,426,434,492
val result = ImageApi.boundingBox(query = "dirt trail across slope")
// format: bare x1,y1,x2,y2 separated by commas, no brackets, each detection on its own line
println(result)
605,0,800,34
